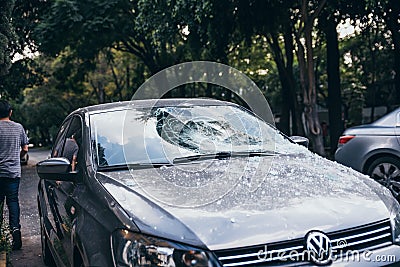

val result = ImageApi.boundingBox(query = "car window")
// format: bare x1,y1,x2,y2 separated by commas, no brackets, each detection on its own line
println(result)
66,116,83,147
52,118,71,157
89,105,306,167
64,116,83,170
372,108,400,126
52,116,83,169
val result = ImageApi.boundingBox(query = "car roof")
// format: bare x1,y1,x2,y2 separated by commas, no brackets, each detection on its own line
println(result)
75,98,239,115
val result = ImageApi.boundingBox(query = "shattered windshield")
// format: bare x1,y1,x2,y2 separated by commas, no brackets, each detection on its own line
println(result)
89,104,300,168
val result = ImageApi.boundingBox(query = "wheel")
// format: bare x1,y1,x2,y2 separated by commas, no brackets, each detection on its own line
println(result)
367,156,400,199
40,215,56,266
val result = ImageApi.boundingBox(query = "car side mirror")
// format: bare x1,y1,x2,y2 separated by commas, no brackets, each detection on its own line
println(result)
289,136,309,148
36,157,78,182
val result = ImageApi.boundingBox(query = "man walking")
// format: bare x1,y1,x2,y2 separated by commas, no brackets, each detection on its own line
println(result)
0,100,29,250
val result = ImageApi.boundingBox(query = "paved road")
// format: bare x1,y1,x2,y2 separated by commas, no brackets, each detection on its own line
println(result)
9,148,50,267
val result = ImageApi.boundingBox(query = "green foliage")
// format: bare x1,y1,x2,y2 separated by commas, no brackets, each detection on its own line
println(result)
0,58,44,99
0,0,16,75
1,0,48,76
12,0,50,54
35,0,124,58
228,36,279,107
17,54,93,145
0,0,48,97
340,14,396,124
34,0,238,73
1,0,398,146
85,49,146,103
15,49,149,144
341,78,365,127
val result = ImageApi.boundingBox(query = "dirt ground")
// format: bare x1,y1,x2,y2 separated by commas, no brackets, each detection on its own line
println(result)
6,148,50,267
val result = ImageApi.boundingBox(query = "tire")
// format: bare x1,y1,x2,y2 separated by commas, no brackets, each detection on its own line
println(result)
40,215,56,266
367,156,400,200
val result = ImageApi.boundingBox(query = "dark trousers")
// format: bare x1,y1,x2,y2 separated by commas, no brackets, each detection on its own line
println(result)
0,178,21,230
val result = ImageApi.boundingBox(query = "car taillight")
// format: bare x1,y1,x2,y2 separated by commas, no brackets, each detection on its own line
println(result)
338,135,355,144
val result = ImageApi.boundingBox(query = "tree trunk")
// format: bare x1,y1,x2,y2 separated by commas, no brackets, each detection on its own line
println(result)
125,65,130,100
283,27,304,136
267,34,291,135
295,0,327,156
277,67,291,135
325,16,343,156
304,26,326,156
267,28,302,136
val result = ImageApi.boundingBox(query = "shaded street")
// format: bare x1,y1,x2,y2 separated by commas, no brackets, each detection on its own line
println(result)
8,148,50,267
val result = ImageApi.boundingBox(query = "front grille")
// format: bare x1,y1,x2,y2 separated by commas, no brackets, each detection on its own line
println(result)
214,219,393,266
330,219,392,257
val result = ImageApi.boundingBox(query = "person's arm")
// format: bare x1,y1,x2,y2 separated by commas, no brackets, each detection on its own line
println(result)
71,142,79,172
20,144,28,158
71,155,77,172
20,125,29,158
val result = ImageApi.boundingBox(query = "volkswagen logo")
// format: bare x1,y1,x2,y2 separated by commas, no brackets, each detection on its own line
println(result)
305,231,332,265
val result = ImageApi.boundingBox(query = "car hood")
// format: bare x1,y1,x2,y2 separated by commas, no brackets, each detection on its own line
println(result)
99,153,392,250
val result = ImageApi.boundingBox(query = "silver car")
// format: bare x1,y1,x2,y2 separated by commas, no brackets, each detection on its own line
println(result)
335,107,400,199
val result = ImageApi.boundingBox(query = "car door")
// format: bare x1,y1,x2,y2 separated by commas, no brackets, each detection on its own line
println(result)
39,117,72,266
40,115,84,266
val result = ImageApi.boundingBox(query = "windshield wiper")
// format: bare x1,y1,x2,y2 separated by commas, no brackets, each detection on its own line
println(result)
99,152,278,169
98,162,171,171
173,152,231,164
230,150,278,157
172,151,277,164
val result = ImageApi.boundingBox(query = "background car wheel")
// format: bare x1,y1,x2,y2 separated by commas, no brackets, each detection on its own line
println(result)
367,156,400,200
40,216,56,266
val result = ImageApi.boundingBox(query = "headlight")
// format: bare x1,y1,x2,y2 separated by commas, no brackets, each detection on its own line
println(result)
377,185,400,244
111,230,218,267
390,201,400,244
383,191,400,244
363,177,400,245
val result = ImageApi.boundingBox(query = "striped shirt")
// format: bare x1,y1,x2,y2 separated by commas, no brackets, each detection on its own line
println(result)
0,121,29,178
62,138,79,164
